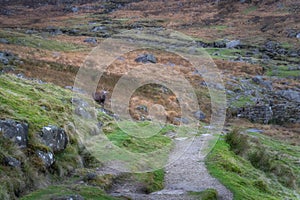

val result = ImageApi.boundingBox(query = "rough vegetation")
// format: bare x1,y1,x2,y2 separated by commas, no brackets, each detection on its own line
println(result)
0,0,299,199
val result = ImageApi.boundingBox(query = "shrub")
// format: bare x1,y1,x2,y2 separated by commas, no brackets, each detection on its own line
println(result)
247,146,271,171
225,128,249,155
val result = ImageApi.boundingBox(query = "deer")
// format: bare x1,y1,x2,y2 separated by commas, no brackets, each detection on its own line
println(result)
93,89,108,106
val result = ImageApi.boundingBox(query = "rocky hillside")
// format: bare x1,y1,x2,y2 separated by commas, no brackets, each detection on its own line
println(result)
0,0,299,199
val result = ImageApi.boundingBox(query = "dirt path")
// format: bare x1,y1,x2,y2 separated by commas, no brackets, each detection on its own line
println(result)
106,133,233,200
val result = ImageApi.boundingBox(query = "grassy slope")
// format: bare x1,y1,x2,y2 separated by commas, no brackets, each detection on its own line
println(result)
0,30,86,52
20,185,120,200
0,74,172,199
206,132,300,200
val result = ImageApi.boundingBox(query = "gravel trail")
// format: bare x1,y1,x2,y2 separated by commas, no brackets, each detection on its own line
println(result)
107,134,233,200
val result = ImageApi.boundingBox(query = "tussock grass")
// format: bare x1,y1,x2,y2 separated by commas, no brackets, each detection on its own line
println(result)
206,129,300,200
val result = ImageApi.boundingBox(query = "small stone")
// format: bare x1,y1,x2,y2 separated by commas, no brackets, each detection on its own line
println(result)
194,110,206,120
3,156,21,168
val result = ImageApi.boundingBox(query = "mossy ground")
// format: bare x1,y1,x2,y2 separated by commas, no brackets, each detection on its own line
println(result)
20,185,122,200
188,188,218,200
0,74,173,198
206,130,300,200
0,30,86,52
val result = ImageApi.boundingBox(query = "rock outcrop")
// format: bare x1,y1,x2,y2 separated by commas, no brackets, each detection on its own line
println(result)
36,150,55,167
0,119,28,148
38,125,68,153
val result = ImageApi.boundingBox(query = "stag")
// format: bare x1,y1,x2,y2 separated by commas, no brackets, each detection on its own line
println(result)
93,90,108,106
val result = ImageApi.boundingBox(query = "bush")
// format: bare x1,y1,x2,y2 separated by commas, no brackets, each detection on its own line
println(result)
247,147,271,171
225,128,249,155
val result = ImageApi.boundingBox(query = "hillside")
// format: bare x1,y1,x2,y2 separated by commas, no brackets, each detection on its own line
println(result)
0,0,299,199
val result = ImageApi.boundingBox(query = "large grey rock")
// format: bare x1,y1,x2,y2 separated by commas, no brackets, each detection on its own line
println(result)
91,26,106,32
226,40,241,48
213,40,226,48
194,110,206,120
39,125,68,152
0,119,28,148
135,54,157,63
36,150,55,167
83,37,97,44
297,33,300,39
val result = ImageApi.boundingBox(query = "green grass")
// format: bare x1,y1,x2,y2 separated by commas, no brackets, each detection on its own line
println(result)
206,134,300,200
188,189,218,200
0,30,86,52
0,74,85,198
135,169,165,193
205,48,243,60
0,74,73,134
266,66,300,78
20,185,120,200
209,25,228,31
231,96,255,108
105,122,172,154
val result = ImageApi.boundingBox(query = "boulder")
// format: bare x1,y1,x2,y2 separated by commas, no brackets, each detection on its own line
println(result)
213,40,226,48
135,54,157,63
36,150,55,167
3,156,21,168
194,110,206,120
83,38,97,44
39,125,68,152
91,26,106,32
45,27,63,35
0,119,28,148
297,33,300,39
226,40,241,49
